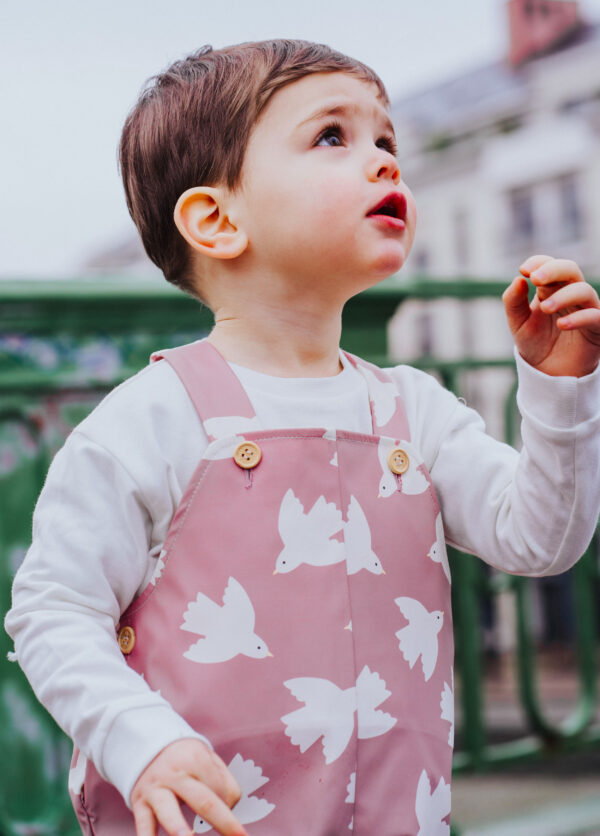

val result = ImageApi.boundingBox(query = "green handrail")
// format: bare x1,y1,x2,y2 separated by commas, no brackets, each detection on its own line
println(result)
1,276,598,835
515,557,598,742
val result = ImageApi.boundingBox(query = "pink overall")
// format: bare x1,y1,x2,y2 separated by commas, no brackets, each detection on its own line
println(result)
71,340,454,836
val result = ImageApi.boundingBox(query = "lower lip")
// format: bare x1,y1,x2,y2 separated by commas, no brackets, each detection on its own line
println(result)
368,214,406,231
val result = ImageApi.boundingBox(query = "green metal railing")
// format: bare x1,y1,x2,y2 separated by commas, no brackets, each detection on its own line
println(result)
0,277,598,834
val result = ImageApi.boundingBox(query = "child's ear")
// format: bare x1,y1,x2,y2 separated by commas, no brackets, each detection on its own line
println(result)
173,187,248,260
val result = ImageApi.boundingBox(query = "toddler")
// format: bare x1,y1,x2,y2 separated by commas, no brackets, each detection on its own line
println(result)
6,40,600,836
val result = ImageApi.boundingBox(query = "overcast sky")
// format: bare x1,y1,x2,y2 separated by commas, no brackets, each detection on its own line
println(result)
2,0,600,279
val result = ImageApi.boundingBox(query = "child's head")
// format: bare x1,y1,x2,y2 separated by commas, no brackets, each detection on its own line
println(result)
119,40,398,300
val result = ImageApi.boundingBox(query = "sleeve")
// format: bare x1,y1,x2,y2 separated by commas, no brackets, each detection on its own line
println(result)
4,430,207,808
392,352,600,576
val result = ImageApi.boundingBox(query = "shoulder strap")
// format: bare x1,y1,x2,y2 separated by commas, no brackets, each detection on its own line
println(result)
343,352,411,440
151,340,257,441
151,342,410,441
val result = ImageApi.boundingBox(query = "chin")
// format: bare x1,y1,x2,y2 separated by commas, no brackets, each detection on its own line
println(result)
370,238,411,275
372,251,407,279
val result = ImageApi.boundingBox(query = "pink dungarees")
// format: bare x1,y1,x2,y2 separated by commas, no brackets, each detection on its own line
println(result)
70,340,454,835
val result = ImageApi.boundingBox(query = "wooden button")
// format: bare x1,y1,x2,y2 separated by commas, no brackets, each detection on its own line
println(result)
387,447,410,475
233,441,262,469
118,626,136,655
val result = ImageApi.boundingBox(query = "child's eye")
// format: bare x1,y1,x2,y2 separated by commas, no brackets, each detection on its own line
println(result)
314,122,345,147
377,135,399,157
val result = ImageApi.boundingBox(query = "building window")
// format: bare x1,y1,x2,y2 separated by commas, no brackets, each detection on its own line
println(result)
557,173,583,242
413,249,430,275
508,186,535,250
418,309,434,358
453,208,469,272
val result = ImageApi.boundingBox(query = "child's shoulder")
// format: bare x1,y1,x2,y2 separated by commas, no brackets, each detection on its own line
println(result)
84,358,185,420
383,361,458,408
73,357,198,457
382,362,470,459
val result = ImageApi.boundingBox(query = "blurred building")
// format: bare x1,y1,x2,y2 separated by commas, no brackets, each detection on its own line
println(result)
395,0,600,281
389,2,600,658
83,232,162,280
86,0,600,396
390,0,600,382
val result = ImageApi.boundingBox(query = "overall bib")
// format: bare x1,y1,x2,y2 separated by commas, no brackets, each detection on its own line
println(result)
71,340,454,836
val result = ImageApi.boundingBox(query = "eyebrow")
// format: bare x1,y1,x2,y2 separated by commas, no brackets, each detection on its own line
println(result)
297,102,395,137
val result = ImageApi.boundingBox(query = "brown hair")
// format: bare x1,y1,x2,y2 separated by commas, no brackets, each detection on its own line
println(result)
118,40,389,296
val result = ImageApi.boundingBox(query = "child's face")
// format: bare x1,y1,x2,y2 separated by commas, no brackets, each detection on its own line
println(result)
234,72,416,298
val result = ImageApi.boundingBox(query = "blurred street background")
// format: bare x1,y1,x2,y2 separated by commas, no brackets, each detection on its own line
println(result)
1,1,600,834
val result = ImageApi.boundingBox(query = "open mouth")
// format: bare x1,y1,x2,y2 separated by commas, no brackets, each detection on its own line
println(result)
367,192,407,222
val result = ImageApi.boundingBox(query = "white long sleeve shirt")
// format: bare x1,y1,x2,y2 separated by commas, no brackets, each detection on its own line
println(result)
5,347,600,806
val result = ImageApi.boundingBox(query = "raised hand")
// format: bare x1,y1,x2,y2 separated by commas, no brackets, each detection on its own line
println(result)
503,254,600,377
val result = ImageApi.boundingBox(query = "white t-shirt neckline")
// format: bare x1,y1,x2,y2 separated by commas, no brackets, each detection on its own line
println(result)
229,351,373,433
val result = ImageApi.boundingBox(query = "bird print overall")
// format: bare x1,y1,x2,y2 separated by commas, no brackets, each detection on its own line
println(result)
69,340,454,836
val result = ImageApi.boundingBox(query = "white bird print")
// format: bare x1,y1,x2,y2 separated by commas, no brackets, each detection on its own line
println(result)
150,548,166,586
193,753,275,832
203,435,249,461
377,437,399,499
356,365,398,428
377,438,429,498
201,416,262,461
440,668,454,747
281,666,396,764
415,769,451,836
281,677,356,764
204,415,261,439
344,496,384,575
395,597,444,682
428,513,451,584
181,577,271,663
346,771,356,803
346,771,356,831
68,750,87,795
355,665,397,739
275,489,345,573
322,428,339,466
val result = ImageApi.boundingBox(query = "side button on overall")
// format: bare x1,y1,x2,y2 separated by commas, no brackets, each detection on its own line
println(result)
233,441,262,469
388,447,410,475
118,626,136,655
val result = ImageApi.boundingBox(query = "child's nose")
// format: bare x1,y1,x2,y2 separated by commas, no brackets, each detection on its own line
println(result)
369,150,401,185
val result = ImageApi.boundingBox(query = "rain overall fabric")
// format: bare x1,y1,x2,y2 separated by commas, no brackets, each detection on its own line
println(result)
70,340,454,836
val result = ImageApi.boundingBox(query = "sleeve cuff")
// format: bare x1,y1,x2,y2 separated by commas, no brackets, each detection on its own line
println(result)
102,705,212,807
515,349,600,429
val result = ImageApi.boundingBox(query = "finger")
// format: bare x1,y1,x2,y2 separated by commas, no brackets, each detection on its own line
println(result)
179,780,248,836
529,258,584,287
502,275,531,334
132,801,158,836
539,281,600,314
199,751,242,808
519,254,554,277
147,787,194,836
556,308,600,333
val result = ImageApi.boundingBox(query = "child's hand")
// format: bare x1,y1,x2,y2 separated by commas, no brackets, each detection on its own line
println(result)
131,739,248,836
503,254,600,377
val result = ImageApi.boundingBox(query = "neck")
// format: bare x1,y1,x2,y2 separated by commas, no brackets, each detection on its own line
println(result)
207,290,344,378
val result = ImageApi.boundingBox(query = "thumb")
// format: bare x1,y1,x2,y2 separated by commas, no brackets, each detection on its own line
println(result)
502,276,531,335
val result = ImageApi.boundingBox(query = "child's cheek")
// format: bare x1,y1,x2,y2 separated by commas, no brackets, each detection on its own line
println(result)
405,187,418,228
313,184,356,226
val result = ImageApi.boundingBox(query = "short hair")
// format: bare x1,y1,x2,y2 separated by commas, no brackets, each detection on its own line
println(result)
118,40,389,296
